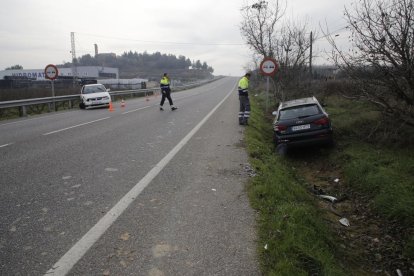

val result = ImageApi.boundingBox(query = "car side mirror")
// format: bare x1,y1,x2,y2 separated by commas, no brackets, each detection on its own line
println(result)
106,88,111,92
272,111,277,116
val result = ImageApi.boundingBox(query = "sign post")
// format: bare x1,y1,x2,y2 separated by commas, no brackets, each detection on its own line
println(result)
259,57,279,112
44,64,59,111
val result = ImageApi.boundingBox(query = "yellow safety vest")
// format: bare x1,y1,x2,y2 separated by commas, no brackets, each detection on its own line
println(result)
160,77,170,86
238,76,249,90
238,76,249,95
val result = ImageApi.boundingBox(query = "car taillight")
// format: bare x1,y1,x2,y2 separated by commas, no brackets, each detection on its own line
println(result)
274,124,288,131
313,117,330,126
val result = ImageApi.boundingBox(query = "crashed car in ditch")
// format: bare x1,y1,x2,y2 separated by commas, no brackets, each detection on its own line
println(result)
272,96,333,151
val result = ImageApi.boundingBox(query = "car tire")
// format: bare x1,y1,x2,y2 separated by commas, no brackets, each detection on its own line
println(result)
276,144,288,156
326,138,335,148
79,102,85,109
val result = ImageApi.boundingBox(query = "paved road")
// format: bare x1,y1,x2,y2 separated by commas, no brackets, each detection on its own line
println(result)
0,77,259,275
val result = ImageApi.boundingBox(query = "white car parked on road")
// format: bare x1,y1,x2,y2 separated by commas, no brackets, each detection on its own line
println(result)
79,84,111,109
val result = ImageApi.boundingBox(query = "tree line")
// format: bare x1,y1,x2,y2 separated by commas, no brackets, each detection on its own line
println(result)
59,51,214,79
4,52,214,80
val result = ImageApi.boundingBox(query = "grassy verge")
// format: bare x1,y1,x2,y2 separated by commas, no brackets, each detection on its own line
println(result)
246,90,414,274
325,95,414,259
245,95,347,275
341,144,414,257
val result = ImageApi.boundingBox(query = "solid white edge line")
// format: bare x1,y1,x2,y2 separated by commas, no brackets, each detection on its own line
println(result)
44,82,237,276
122,106,151,114
0,143,12,148
0,112,70,127
43,117,111,136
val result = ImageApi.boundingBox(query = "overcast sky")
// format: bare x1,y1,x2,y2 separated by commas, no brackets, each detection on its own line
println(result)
0,0,353,76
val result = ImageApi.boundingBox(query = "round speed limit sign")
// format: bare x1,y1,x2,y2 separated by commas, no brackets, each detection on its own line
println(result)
44,64,59,80
260,58,278,76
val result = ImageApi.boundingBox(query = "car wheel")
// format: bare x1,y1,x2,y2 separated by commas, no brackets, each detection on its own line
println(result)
79,102,85,109
276,144,287,156
326,138,335,148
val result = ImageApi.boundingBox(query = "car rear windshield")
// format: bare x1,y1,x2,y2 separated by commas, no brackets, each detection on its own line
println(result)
83,85,106,94
279,104,321,120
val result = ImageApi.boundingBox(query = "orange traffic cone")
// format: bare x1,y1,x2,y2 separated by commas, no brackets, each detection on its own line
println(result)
121,99,126,108
109,101,114,112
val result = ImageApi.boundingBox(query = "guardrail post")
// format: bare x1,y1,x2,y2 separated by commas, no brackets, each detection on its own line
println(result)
47,103,52,112
68,100,72,109
19,106,27,117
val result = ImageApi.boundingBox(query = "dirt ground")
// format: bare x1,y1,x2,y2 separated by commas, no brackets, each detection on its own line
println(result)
287,148,414,276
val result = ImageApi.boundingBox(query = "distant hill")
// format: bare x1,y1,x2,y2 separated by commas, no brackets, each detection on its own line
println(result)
58,51,214,81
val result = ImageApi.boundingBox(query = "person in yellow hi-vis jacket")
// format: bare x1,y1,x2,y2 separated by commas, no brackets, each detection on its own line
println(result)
159,73,177,111
238,72,251,125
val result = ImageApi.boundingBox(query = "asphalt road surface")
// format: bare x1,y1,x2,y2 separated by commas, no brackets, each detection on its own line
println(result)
0,77,259,276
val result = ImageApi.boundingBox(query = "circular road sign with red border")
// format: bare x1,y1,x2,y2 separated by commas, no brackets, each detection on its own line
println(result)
260,57,278,76
44,64,59,80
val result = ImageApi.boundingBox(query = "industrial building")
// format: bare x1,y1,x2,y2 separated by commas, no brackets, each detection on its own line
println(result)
0,66,119,80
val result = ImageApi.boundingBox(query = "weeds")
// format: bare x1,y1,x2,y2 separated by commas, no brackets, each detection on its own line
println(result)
245,97,346,275
246,85,414,274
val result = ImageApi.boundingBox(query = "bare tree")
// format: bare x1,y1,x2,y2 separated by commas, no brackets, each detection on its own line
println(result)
240,1,318,102
240,0,286,58
272,19,318,99
276,19,316,69
326,0,414,126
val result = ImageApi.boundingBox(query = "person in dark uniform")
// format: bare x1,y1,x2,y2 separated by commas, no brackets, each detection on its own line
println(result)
159,73,177,111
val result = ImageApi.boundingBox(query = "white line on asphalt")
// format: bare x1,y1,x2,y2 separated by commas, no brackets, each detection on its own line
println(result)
0,112,71,127
44,82,237,276
43,117,111,136
122,106,151,114
0,143,12,148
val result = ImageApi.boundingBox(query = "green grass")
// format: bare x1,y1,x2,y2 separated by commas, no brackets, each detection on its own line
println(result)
245,96,347,275
324,96,414,259
340,144,414,258
245,90,414,273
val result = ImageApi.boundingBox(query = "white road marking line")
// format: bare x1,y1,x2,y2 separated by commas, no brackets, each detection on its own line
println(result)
43,117,111,136
0,143,13,148
122,106,151,114
44,82,237,276
0,112,70,127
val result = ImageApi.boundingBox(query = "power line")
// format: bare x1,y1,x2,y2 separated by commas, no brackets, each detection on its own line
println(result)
315,0,399,41
317,25,350,41
75,32,245,46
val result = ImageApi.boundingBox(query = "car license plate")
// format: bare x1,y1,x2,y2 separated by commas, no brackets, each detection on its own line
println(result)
92,100,102,104
292,124,310,131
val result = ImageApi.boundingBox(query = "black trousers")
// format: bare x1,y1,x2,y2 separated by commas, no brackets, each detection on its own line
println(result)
160,88,173,106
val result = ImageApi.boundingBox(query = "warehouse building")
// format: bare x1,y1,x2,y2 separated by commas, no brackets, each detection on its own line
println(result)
0,66,119,80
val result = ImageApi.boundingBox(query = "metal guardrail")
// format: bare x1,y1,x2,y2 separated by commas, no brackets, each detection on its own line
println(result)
0,78,220,117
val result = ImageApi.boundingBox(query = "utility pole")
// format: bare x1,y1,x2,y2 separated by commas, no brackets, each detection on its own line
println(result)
309,31,313,78
70,32,78,86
